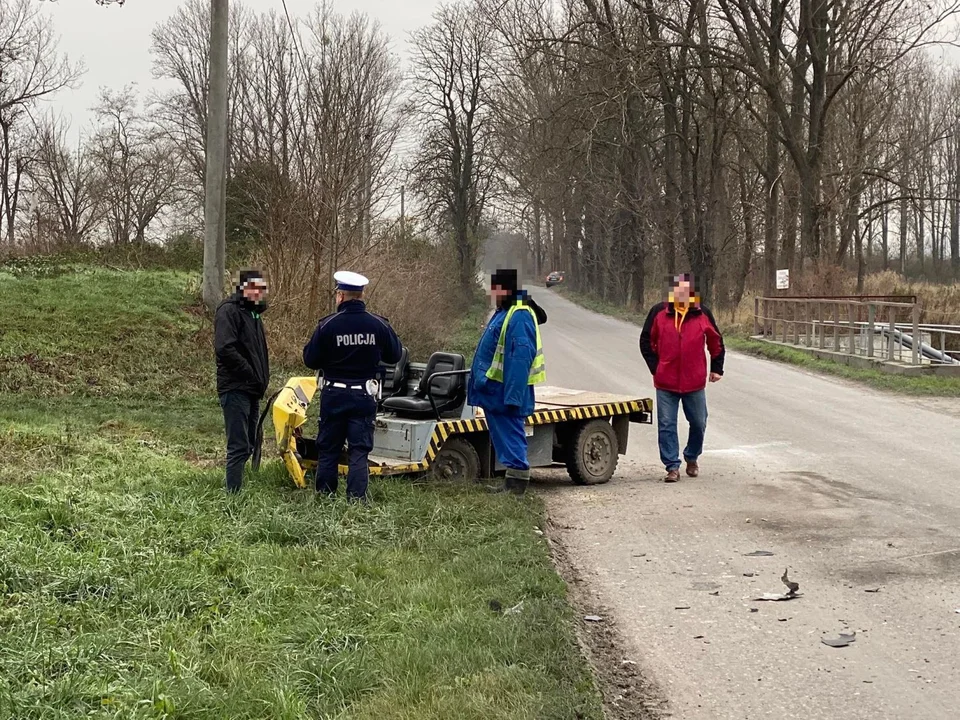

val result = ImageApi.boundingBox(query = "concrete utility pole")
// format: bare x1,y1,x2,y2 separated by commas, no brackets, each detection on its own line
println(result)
202,0,229,312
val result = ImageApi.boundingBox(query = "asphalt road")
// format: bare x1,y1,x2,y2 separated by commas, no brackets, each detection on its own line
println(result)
530,287,960,719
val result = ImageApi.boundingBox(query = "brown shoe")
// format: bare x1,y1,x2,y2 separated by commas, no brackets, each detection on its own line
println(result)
686,461,699,478
664,469,680,483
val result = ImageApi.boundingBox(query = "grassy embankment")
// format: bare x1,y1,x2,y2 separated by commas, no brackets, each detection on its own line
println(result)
554,284,960,397
0,258,602,719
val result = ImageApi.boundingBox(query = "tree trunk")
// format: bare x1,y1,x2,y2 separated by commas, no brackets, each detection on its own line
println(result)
735,167,754,309
799,167,822,268
644,0,678,275
856,228,866,293
802,0,829,264
899,194,908,275
631,220,646,310
881,199,889,271
533,199,543,277
916,200,925,269
781,170,801,274
1,119,14,246
762,0,783,294
951,192,959,280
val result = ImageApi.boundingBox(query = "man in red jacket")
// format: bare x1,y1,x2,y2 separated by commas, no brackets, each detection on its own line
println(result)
640,273,725,482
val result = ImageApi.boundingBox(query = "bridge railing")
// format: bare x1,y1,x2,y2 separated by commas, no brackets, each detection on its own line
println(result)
753,296,960,366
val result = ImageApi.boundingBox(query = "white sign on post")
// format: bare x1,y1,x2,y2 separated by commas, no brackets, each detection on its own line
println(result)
776,269,790,290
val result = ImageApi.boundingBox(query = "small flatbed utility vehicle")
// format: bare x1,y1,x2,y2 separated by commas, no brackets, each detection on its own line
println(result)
261,349,653,488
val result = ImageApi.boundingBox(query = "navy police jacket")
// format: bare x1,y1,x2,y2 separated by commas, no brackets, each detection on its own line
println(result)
302,299,403,383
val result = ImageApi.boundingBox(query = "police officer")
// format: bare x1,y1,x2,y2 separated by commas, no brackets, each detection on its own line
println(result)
302,271,403,502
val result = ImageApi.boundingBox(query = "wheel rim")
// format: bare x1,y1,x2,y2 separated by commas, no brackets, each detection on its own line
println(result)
435,447,473,482
584,431,613,477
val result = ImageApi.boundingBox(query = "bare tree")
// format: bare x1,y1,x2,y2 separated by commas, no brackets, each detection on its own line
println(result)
27,113,102,246
0,0,82,245
90,87,181,245
409,1,499,297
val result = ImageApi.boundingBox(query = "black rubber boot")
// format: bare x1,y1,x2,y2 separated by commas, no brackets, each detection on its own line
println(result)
507,468,530,495
486,474,515,493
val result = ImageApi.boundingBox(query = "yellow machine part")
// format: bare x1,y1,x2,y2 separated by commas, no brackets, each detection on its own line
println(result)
271,376,318,489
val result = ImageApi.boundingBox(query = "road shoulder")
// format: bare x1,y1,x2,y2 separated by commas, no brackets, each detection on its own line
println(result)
546,514,668,720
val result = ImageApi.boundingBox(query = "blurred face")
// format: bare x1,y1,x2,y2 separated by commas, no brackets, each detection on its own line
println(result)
489,283,511,306
242,278,267,304
673,279,692,304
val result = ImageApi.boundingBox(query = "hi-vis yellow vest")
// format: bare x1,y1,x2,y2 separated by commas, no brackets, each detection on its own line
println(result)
485,302,546,385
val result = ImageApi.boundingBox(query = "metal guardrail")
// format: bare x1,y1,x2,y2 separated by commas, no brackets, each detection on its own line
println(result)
753,296,960,366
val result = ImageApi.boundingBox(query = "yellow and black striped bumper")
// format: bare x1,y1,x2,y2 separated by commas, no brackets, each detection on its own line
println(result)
335,398,653,478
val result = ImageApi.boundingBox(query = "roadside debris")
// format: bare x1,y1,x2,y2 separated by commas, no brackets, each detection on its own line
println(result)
675,606,691,610
743,572,756,577
865,587,881,593
744,550,775,557
488,599,503,613
822,632,856,648
584,615,603,623
504,601,524,615
752,568,801,601
750,608,759,613
755,592,801,601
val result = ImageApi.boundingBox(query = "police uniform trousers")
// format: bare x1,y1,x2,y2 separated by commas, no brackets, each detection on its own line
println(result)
315,384,377,498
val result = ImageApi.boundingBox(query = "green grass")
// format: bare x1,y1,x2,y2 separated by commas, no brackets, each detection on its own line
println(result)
726,336,960,396
0,266,211,398
556,285,960,397
0,261,603,719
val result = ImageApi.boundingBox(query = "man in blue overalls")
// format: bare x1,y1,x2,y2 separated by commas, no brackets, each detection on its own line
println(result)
468,269,546,495
303,271,403,502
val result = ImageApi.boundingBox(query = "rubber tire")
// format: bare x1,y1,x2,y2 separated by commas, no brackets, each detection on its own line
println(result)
565,419,619,485
431,437,481,483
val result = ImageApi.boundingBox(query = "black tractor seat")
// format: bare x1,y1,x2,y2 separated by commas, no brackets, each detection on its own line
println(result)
377,346,410,409
381,352,469,420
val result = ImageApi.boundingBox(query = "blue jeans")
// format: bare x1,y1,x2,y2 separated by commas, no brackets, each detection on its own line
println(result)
219,391,260,493
656,389,707,471
486,412,529,471
315,385,377,499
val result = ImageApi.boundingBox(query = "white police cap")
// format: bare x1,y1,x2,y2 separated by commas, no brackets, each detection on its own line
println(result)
334,270,369,292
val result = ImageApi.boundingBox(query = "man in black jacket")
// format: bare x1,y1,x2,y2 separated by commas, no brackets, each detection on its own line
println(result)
214,269,270,493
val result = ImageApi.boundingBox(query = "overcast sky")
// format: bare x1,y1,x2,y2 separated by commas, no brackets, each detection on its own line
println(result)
44,0,442,132
41,0,960,133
